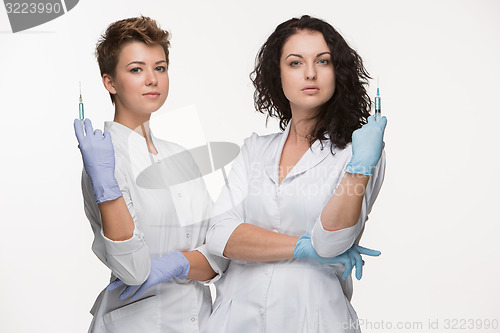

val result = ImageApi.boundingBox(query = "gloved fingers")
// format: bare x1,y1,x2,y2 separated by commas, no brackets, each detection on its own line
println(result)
94,129,103,137
132,280,153,300
329,253,348,266
293,235,312,259
106,279,124,291
354,244,381,257
367,115,376,124
103,130,112,141
119,285,139,300
347,249,356,267
342,256,353,281
378,116,387,130
351,249,364,280
84,118,94,137
74,119,84,143
367,115,387,130
346,249,362,280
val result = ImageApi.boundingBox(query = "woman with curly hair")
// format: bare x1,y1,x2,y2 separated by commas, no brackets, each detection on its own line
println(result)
205,15,387,332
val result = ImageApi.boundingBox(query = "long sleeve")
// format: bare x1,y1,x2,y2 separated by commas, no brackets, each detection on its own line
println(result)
311,151,386,257
205,135,256,258
194,244,229,283
82,165,150,285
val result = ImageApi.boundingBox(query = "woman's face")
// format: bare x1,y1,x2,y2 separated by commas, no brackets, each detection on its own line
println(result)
104,41,169,118
280,30,335,114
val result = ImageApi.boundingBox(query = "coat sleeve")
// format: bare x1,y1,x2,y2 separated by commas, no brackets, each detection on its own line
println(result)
205,134,257,258
311,151,386,257
81,163,151,285
194,244,230,283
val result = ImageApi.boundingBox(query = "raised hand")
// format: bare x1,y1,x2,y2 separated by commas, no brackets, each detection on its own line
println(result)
346,115,387,176
74,118,122,203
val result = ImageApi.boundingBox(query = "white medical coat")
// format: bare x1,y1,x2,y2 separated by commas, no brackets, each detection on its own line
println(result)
82,121,228,333
205,122,385,333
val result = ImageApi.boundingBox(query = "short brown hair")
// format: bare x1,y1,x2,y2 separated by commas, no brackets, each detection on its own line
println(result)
95,16,170,103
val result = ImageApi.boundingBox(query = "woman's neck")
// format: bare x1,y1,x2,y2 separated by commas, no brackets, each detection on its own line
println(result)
288,107,318,146
114,109,158,155
114,110,151,139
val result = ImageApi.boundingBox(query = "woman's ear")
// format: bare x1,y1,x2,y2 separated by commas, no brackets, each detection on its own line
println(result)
102,74,117,95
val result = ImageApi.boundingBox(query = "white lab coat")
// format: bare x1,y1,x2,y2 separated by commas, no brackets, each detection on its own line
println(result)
82,121,228,333
205,121,385,333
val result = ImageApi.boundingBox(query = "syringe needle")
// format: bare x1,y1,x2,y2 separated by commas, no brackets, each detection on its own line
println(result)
79,81,85,131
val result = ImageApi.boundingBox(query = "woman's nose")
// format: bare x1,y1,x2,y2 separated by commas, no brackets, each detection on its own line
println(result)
145,70,158,86
305,64,317,80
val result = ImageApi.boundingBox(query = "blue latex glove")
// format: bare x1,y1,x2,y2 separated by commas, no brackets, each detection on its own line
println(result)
107,251,190,300
74,118,122,203
294,235,381,280
345,244,381,280
345,115,387,176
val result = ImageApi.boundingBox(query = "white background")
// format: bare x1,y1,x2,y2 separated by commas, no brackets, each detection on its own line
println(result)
1,0,499,332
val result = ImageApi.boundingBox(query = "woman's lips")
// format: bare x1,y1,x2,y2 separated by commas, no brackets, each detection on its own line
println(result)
143,92,160,99
302,86,319,94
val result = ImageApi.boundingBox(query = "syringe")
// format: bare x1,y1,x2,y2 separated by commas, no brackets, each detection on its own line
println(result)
79,82,85,130
374,78,381,122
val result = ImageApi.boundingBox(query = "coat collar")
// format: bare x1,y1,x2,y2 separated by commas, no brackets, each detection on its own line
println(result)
104,121,161,178
104,121,162,156
104,121,157,148
264,120,335,185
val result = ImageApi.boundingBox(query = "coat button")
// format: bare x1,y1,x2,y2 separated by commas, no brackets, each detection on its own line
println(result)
191,317,196,322
177,193,182,197
260,308,265,315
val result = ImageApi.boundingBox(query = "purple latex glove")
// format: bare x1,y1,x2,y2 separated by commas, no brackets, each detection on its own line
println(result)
74,118,122,203
107,251,190,300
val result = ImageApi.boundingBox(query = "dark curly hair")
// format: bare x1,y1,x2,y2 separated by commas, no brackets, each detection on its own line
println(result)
251,15,371,150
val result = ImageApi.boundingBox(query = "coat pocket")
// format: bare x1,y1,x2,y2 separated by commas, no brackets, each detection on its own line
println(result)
102,295,160,333
205,300,232,332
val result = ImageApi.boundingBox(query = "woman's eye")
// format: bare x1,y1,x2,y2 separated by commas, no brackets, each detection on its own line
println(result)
155,66,167,72
318,59,329,65
290,61,301,67
130,67,141,74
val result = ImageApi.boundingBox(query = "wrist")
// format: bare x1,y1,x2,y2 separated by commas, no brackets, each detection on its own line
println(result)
293,235,312,259
172,251,190,279
92,180,123,204
342,172,370,184
345,159,376,176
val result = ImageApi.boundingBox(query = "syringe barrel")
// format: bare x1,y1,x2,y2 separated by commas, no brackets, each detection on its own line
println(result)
375,96,381,113
79,102,84,120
